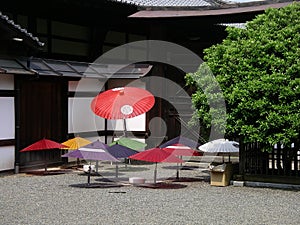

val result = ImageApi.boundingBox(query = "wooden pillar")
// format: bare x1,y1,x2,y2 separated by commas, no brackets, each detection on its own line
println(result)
239,136,245,176
145,23,168,147
14,76,21,173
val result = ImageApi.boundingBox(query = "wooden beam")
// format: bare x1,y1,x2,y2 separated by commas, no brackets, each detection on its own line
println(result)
0,139,15,147
0,90,15,97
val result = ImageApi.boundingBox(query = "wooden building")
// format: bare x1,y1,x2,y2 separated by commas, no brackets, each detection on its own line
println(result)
0,0,293,172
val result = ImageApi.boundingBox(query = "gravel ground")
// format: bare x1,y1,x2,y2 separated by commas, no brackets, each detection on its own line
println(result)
0,163,299,225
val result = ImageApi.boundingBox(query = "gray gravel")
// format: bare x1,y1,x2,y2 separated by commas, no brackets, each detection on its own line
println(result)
0,163,299,225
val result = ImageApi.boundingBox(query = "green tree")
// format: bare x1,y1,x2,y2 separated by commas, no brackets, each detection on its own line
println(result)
186,2,300,151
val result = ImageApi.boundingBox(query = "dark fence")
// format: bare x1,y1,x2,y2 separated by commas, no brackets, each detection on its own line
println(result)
240,141,300,179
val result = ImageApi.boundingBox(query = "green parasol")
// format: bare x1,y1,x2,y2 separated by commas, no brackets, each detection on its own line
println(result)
109,137,146,151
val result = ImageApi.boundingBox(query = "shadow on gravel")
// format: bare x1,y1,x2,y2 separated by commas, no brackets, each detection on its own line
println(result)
104,166,150,172
77,171,125,177
162,165,205,170
69,182,124,188
95,177,130,183
165,177,209,183
135,182,188,189
24,170,73,176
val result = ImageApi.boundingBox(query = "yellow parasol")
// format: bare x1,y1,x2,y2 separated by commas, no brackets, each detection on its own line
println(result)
61,137,92,150
61,136,92,166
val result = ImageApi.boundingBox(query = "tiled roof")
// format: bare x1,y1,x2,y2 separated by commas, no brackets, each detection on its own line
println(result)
129,1,292,18
113,0,213,7
114,0,293,10
0,11,44,47
218,23,246,29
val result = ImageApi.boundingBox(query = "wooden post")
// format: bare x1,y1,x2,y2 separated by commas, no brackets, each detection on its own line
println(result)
239,137,245,176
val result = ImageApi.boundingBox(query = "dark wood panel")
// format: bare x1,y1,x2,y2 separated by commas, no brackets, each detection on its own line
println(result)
18,78,67,167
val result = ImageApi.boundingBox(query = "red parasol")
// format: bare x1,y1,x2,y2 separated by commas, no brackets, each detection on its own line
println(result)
129,147,184,183
20,138,67,152
90,87,155,120
129,147,184,163
20,138,67,172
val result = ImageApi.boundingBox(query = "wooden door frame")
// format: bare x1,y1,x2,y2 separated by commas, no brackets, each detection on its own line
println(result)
14,75,68,169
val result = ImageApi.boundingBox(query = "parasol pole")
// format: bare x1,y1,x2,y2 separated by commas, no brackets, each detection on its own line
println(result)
123,119,127,137
123,117,129,168
44,161,48,172
177,155,183,180
176,163,179,180
154,162,157,184
87,161,91,185
95,160,99,174
44,150,48,173
115,161,119,178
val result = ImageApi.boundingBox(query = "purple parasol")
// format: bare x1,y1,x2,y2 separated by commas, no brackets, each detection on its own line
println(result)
106,144,138,159
62,148,119,161
61,140,119,185
105,144,138,178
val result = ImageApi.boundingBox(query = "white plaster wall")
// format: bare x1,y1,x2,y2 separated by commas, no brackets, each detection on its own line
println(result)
0,97,15,139
0,75,15,171
68,78,147,133
0,74,14,90
0,146,14,171
68,78,105,134
66,68,149,164
68,97,105,133
107,114,146,131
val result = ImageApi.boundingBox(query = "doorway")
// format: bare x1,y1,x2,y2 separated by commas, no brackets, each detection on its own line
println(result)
17,77,67,168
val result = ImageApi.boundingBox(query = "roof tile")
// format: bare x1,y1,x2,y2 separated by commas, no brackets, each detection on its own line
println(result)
0,11,44,47
113,0,212,7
